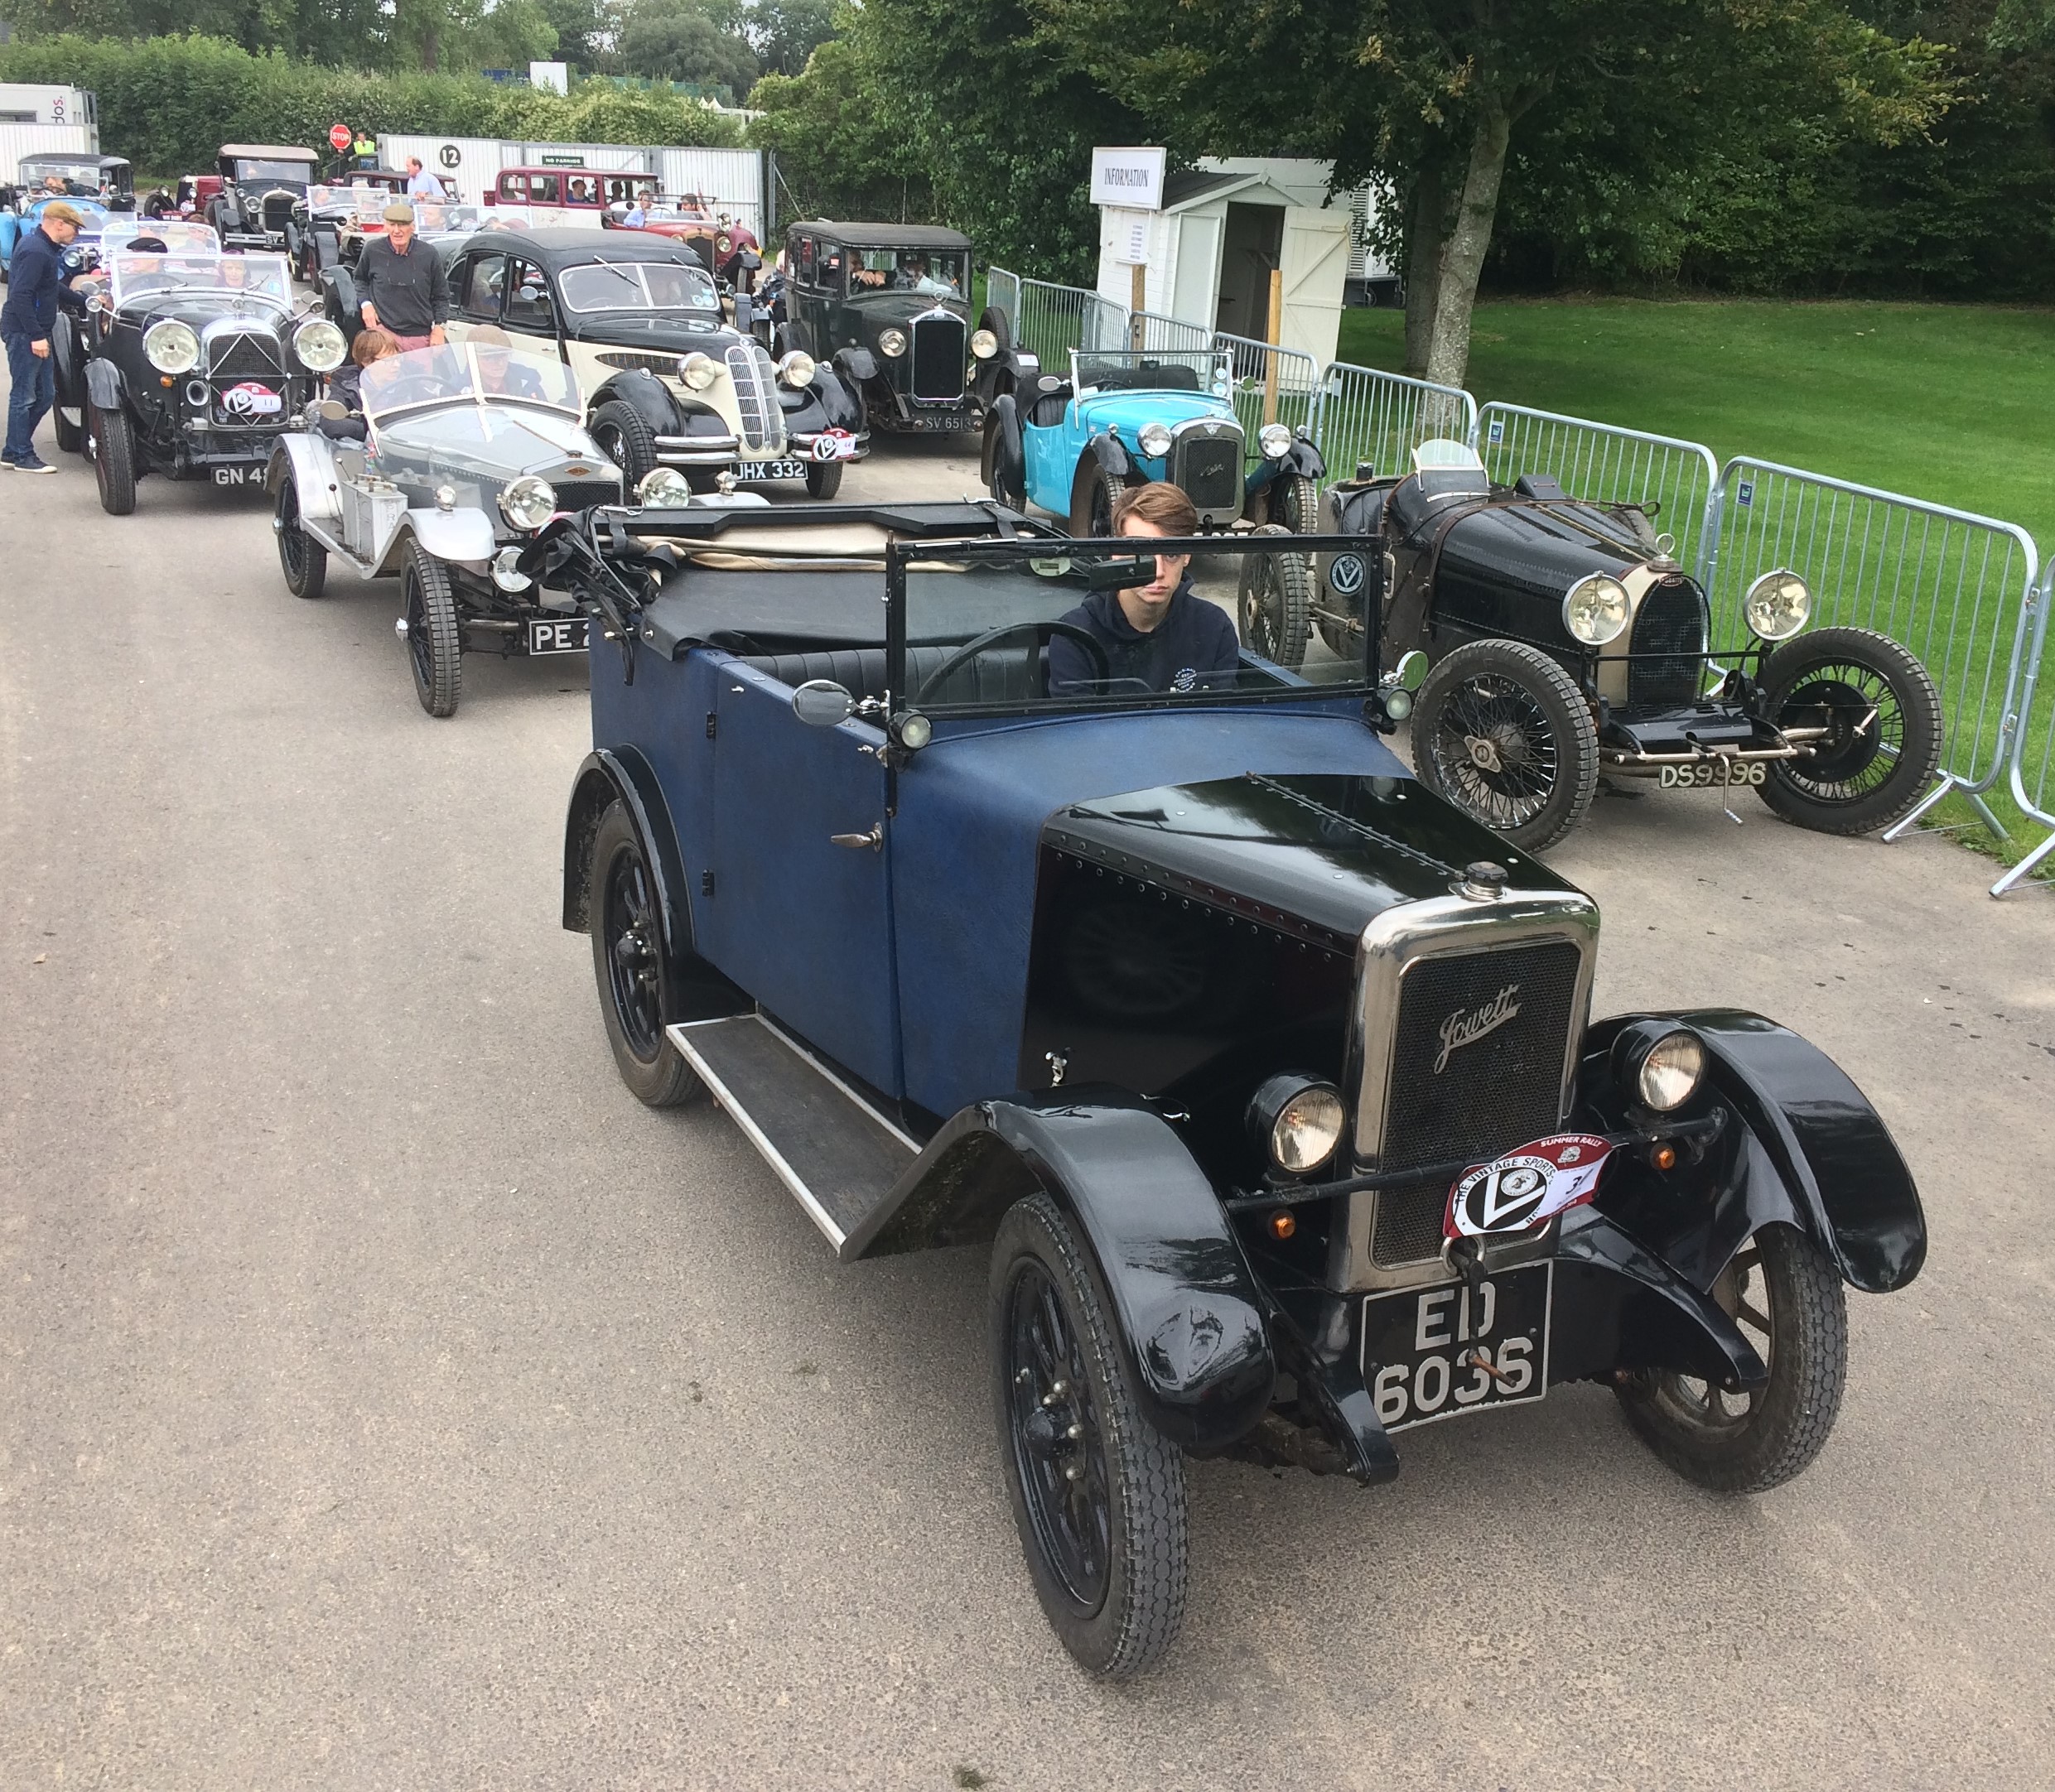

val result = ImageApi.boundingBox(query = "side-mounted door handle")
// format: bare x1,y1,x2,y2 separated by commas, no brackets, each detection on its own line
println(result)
830,825,884,852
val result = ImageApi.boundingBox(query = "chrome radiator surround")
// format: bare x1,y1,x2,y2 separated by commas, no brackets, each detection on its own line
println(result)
1330,886,1600,1293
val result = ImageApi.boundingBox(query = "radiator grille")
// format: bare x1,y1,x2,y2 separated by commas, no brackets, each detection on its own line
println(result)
210,331,283,378
597,349,681,376
548,476,623,512
725,340,784,452
262,192,296,231
1368,938,1585,1266
1176,432,1242,515
1628,577,1710,712
910,311,965,401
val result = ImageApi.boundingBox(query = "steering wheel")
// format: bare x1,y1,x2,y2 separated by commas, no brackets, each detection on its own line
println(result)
913,620,1110,704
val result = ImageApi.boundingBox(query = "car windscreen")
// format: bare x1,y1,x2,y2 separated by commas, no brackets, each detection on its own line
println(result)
101,219,218,255
558,258,719,314
1073,349,1232,398
845,246,967,300
233,159,315,185
109,251,292,306
897,534,1373,714
359,340,582,421
410,201,477,235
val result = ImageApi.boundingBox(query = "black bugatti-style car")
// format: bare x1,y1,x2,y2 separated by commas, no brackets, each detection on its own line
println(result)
535,504,1927,1678
62,247,343,513
1309,441,1944,850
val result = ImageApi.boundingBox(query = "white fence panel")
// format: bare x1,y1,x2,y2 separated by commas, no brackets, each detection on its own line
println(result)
1311,363,1475,484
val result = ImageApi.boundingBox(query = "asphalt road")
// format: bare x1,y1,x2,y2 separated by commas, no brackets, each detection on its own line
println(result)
4,415,2053,1792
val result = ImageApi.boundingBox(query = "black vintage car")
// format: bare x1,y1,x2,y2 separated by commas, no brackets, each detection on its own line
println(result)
7,152,133,210
400,228,869,495
537,504,1926,1678
62,246,340,513
207,144,323,257
776,221,1024,435
1310,441,1945,850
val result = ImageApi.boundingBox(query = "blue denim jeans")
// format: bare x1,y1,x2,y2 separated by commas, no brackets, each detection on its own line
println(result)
4,330,55,461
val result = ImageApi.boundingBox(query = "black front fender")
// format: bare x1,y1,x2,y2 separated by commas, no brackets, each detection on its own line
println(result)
851,1091,1276,1452
1580,1009,1926,1295
84,357,123,412
832,345,878,385
789,363,864,434
589,367,683,436
1083,431,1131,481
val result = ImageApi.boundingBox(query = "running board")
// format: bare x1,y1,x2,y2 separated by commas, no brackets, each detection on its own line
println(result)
667,1015,918,1255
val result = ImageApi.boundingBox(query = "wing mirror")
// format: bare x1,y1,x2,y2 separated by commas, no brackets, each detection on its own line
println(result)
316,397,350,421
791,678,856,727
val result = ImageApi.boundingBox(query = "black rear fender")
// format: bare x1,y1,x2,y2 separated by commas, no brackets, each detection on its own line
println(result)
851,1091,1276,1451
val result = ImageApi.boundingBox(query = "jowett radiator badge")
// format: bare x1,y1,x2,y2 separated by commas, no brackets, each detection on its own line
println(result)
1433,983,1520,1072
1445,1133,1614,1240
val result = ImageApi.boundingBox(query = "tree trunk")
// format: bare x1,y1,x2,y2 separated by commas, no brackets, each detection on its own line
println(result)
1401,165,1445,379
422,27,441,72
1422,99,1512,393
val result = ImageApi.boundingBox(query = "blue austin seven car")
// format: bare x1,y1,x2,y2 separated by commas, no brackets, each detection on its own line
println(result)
544,500,1925,1677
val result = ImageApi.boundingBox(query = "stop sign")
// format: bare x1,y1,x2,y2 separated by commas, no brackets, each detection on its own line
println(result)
329,123,352,152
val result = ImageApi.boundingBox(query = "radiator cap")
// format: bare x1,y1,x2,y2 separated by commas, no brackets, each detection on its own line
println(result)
1458,860,1508,902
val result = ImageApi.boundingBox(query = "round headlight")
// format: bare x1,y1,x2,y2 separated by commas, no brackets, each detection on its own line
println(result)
1136,421,1173,458
1744,569,1811,641
1563,571,1630,646
1382,686,1413,723
490,545,533,592
878,327,907,359
637,467,692,506
679,351,719,391
1614,1023,1706,1113
892,711,933,751
1248,1073,1346,1176
143,319,200,374
1259,422,1293,460
497,475,557,532
970,327,997,359
778,349,816,388
293,317,345,373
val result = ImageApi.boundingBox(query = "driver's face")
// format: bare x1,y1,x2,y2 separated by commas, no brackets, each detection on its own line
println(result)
1116,513,1190,606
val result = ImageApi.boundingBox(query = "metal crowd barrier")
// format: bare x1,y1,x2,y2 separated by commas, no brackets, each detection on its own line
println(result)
1214,330,1320,454
1012,277,1129,369
1699,457,2038,841
1310,362,1477,484
1995,566,2054,895
983,265,1020,340
1479,403,1722,576
1131,310,1213,354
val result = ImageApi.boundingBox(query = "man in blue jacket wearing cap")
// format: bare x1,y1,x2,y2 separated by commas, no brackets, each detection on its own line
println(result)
2,200,83,474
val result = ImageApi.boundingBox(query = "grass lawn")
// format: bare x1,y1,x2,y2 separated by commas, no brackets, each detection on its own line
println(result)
1336,298,2055,883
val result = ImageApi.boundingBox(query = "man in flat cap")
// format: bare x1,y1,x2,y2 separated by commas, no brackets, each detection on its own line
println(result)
355,201,448,352
2,200,83,473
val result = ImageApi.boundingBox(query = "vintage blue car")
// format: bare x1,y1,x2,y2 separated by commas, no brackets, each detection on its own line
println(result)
0,196,111,278
983,346,1325,538
544,503,1924,1678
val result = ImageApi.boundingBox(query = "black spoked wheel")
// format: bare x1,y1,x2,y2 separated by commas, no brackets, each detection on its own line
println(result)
589,801,702,1107
591,399,658,491
991,1194,1186,1679
983,400,1025,509
90,402,137,515
1412,638,1599,850
401,542,462,718
1071,465,1128,538
804,457,843,499
1616,1225,1847,1492
1269,472,1319,535
1237,523,1313,668
1755,626,1942,835
276,477,327,600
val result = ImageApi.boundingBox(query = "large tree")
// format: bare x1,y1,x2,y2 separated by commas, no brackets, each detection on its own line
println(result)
617,0,760,91
1037,0,1951,384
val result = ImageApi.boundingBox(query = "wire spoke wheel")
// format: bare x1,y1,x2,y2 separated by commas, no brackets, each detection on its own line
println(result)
1616,1225,1847,1493
1413,638,1599,851
1236,525,1312,668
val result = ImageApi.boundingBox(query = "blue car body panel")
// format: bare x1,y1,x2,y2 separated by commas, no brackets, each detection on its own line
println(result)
0,199,110,272
1020,386,1234,516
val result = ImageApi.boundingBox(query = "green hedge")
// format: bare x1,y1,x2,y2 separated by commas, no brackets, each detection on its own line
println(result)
0,34,744,177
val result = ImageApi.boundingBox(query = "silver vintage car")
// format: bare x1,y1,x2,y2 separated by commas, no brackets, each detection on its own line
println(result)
265,340,627,717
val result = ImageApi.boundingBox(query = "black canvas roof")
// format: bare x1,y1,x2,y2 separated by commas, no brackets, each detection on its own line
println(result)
464,227,708,267
789,220,973,252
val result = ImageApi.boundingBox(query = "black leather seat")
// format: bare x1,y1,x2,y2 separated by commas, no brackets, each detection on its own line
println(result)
738,643,1046,706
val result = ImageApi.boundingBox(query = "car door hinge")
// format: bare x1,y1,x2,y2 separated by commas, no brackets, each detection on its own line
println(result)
705,711,717,739
701,870,716,895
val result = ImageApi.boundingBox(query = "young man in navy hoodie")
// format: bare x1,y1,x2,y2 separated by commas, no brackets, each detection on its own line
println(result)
1048,481,1241,695
2,200,82,474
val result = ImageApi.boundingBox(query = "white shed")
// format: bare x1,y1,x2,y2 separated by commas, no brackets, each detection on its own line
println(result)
1094,157,1354,371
